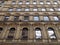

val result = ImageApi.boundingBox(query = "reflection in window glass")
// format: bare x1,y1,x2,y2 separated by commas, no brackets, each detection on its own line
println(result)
33,1,36,4
46,1,51,4
34,16,39,21
33,8,38,11
44,16,49,21
48,27,56,39
35,28,41,39
53,16,59,21
26,1,29,4
25,8,30,11
12,1,16,4
40,1,44,4
18,1,22,4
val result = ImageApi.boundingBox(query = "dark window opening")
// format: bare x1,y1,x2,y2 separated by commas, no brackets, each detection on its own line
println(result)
14,16,19,21
9,28,15,33
24,16,29,21
7,35,13,40
21,28,28,40
0,27,3,33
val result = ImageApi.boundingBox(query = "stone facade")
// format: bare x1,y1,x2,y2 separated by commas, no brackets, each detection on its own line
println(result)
0,0,60,45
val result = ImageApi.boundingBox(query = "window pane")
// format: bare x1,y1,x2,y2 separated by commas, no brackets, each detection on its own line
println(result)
41,8,46,11
53,1,57,4
46,1,51,4
36,30,41,39
8,8,13,11
33,1,36,4
24,16,29,21
18,1,22,4
34,16,39,21
53,16,59,21
12,1,16,4
44,16,49,21
25,8,30,11
40,1,43,4
16,8,21,11
49,8,54,11
33,8,38,11
4,16,9,21
48,28,56,39
26,1,29,4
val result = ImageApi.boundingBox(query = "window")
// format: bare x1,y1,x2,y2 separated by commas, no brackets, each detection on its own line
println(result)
25,8,30,11
33,8,38,11
18,1,22,4
8,8,13,11
41,8,46,11
0,27,3,33
21,28,28,40
49,8,54,11
35,28,42,39
10,28,15,32
40,1,44,4
26,1,30,4
48,27,56,39
53,1,57,4
9,28,15,33
24,16,29,21
33,1,36,4
57,8,60,11
34,16,39,21
4,16,9,21
44,16,49,21
53,16,59,21
12,1,16,4
14,16,19,21
16,8,21,11
46,1,51,4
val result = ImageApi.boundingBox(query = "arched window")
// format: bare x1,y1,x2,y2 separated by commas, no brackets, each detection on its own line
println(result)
48,27,56,39
9,28,15,33
21,28,28,40
35,28,42,39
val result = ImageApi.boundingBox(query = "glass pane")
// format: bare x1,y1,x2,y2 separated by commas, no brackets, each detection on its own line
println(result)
36,30,41,39
53,16,59,21
34,16,39,21
44,16,49,21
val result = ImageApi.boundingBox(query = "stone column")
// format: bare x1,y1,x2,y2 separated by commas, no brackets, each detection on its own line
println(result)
1,25,8,39
29,24,34,40
40,16,44,21
0,16,4,21
42,25,48,41
29,16,33,21
19,16,23,21
54,25,60,40
14,25,21,39
49,16,54,21
8,16,14,21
